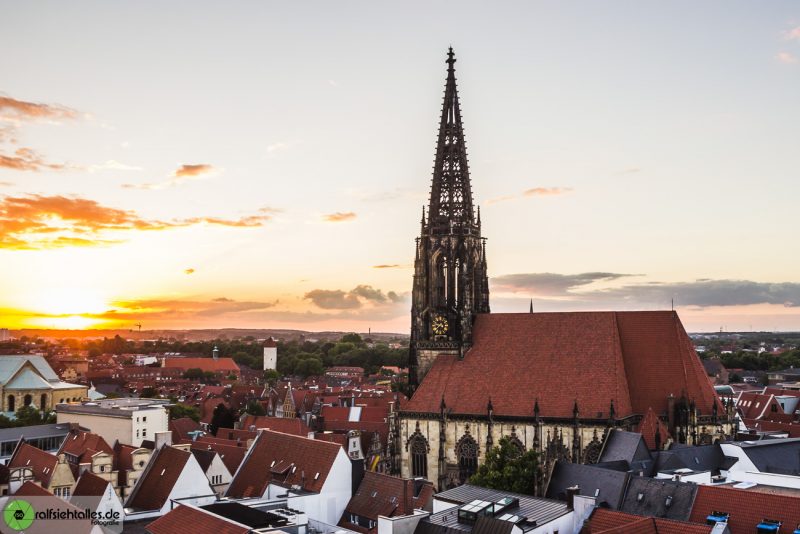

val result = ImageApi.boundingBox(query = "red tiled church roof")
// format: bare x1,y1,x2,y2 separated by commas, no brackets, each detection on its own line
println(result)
688,484,800,534
636,407,672,450
404,312,721,419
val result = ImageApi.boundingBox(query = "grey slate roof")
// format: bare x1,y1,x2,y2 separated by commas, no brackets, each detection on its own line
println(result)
0,423,80,444
599,430,652,465
733,438,800,475
423,485,570,533
652,443,729,474
619,477,698,521
546,461,629,509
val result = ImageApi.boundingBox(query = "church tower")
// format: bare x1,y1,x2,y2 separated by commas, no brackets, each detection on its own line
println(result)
409,48,490,389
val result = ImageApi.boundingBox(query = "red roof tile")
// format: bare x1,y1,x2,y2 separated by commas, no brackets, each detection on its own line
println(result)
9,443,59,487
59,428,113,459
217,428,258,442
341,471,434,531
736,392,783,420
146,504,248,534
73,471,111,497
689,484,800,534
170,417,202,443
583,509,711,534
162,358,239,373
636,407,672,450
742,418,800,437
14,480,53,497
239,415,311,436
127,446,190,511
226,430,342,498
405,312,721,419
191,441,246,475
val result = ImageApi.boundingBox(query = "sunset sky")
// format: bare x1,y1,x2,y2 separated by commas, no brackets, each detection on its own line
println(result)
2,2,800,333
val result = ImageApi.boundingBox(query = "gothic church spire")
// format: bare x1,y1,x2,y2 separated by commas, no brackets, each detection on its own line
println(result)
427,47,475,233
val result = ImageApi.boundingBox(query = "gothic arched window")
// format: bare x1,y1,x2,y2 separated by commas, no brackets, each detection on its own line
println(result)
409,435,428,478
456,433,479,483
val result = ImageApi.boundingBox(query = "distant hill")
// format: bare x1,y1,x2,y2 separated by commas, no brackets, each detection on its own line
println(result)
10,328,408,343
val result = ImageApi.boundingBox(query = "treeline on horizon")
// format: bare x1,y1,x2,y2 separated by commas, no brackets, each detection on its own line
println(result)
2,333,409,378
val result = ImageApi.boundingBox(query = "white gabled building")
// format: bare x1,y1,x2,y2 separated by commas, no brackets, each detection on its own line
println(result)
124,445,216,521
225,429,353,525
191,447,233,497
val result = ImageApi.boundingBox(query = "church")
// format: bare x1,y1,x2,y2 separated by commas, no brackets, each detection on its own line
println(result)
396,49,733,493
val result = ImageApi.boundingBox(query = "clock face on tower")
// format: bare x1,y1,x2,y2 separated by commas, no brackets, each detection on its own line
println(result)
432,315,449,335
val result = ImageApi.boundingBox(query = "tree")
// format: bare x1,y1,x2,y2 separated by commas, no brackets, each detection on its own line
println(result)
183,368,205,380
170,403,200,422
15,406,46,426
341,333,363,344
209,403,235,435
295,357,324,378
263,369,280,386
245,399,266,416
469,437,540,495
140,386,158,398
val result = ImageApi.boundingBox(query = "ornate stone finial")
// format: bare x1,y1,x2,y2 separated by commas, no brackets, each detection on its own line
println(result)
487,397,494,417
608,399,616,423
440,395,447,417
573,399,580,420
446,47,456,70
529,299,533,313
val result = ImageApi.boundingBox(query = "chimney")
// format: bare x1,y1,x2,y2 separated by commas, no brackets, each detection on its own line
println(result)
154,430,172,449
565,485,580,509
403,478,415,514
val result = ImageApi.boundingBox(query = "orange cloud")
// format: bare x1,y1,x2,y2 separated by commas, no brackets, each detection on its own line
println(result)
185,268,195,275
777,52,798,64
0,148,66,172
123,163,217,189
323,211,356,222
0,194,272,250
785,26,800,41
0,96,77,121
486,187,573,205
523,187,573,197
174,163,213,177
373,264,403,269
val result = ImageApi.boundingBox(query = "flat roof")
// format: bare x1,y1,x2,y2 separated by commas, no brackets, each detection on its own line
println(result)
56,398,170,418
0,423,82,443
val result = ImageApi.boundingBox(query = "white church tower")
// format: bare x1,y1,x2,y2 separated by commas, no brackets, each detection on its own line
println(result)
263,337,277,370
